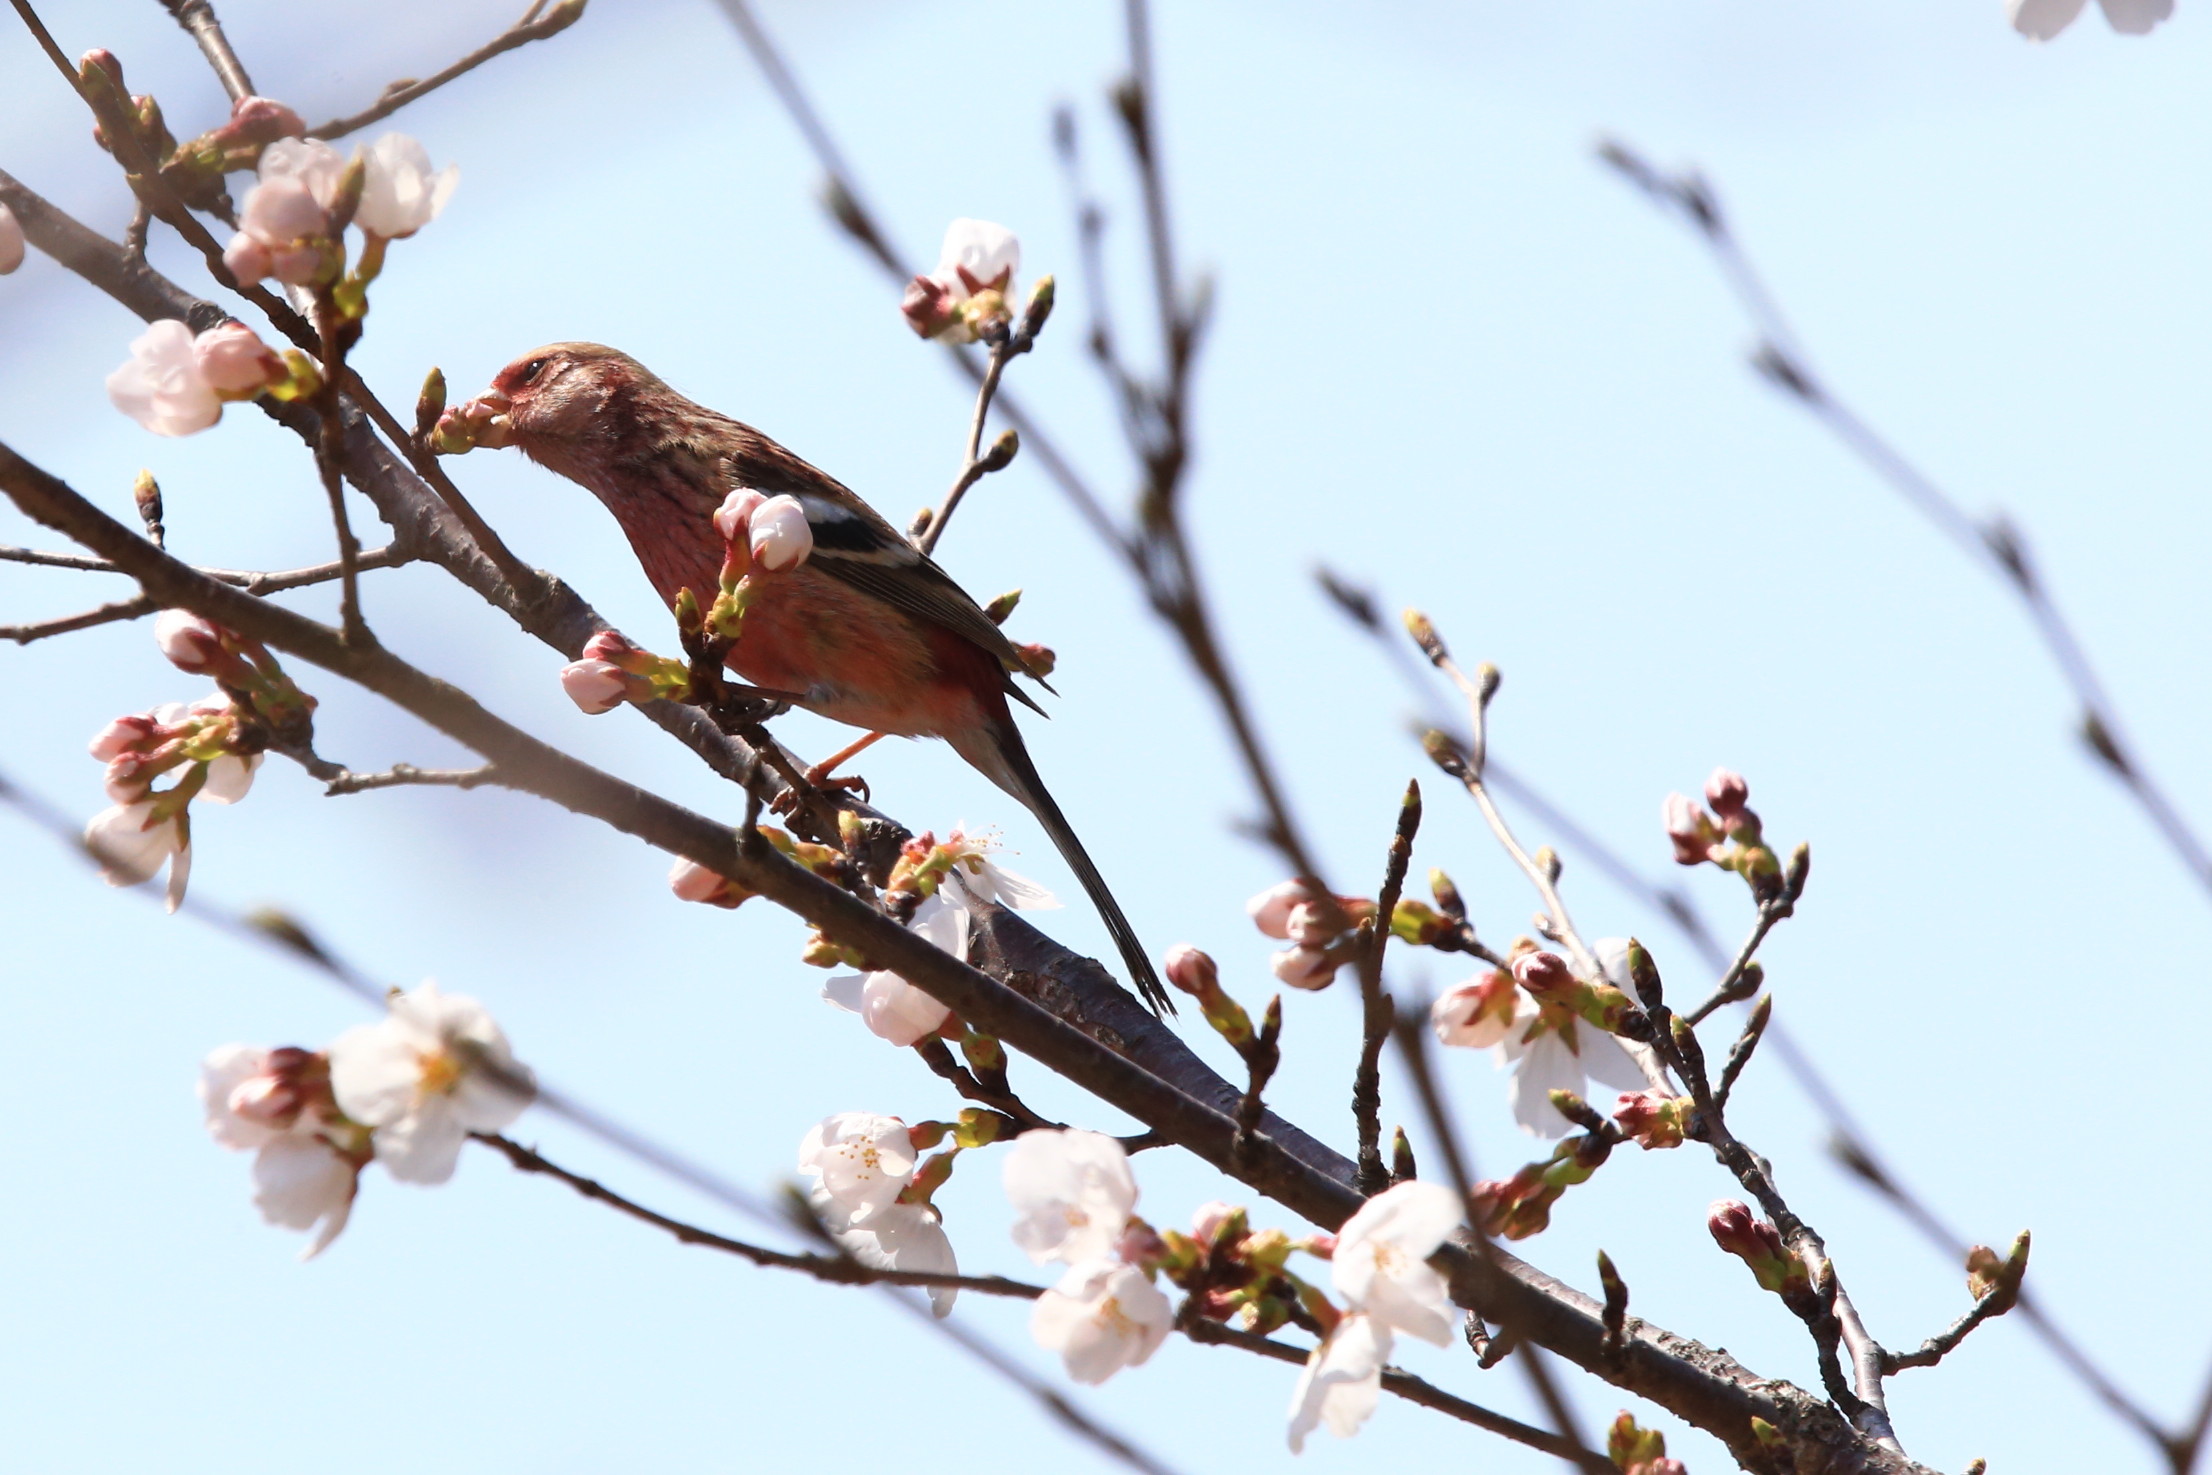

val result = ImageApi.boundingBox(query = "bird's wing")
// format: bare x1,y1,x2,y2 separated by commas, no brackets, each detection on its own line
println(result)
722,444,1047,698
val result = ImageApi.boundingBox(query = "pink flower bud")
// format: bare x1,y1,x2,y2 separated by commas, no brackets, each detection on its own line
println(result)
1705,767,1749,820
1115,1220,1169,1267
222,232,272,285
1511,950,1574,995
1707,1199,1803,1294
1163,943,1219,998
559,659,630,715
104,751,163,803
668,855,743,907
713,488,766,543
1284,899,1341,947
88,713,160,762
581,628,644,666
1613,1090,1688,1150
0,202,23,276
748,494,813,572
1661,792,1718,866
152,608,226,673
1245,879,1312,940
216,95,306,148
191,321,284,394
1270,945,1339,991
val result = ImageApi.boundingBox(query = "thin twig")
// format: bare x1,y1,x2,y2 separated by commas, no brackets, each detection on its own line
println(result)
1352,780,1418,1195
0,545,408,644
1599,137,2212,907
311,299,369,643
158,0,255,101
473,1131,1043,1299
916,332,1018,555
305,0,587,139
321,762,502,796
1179,1317,1615,1475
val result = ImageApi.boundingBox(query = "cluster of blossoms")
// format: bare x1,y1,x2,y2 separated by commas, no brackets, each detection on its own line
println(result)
798,1110,987,1316
1002,1130,1468,1453
2009,0,2172,38
83,611,317,909
107,318,316,437
199,983,533,1256
820,828,1057,1048
901,218,1022,344
82,49,455,438
1246,868,1470,992
223,133,456,288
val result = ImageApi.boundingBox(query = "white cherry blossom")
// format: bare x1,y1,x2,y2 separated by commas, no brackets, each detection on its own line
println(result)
327,982,534,1184
1287,1312,1391,1452
1031,1259,1173,1384
821,1198,961,1317
191,321,283,393
199,753,261,805
939,831,1058,910
822,889,963,1047
251,1135,360,1256
355,133,458,239
797,1112,917,1225
1430,970,1518,1049
1330,1180,1459,1346
1496,938,1647,1137
1003,1128,1138,1265
84,799,184,889
902,219,1023,343
198,1044,361,1257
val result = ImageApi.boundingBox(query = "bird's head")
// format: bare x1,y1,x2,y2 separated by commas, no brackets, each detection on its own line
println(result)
465,342,646,456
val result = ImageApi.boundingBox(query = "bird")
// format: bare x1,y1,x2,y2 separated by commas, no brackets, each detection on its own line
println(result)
463,341,1171,1014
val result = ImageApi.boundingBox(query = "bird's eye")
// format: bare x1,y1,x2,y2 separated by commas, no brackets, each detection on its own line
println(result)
520,358,548,385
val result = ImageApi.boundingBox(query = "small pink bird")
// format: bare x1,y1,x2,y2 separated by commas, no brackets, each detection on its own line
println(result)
463,342,1170,1014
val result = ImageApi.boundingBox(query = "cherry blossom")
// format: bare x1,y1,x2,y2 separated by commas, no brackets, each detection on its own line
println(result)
198,1044,363,1257
1287,1311,1391,1452
107,320,222,436
355,132,458,239
1003,1128,1138,1265
84,798,184,892
822,888,964,1046
1271,944,1340,991
1429,969,1518,1048
1031,1259,1173,1384
797,1112,918,1225
198,751,261,805
0,201,23,274
1496,941,1648,1137
2009,0,2172,38
1329,1180,1460,1346
934,830,1057,910
822,1198,961,1317
224,138,343,286
327,982,535,1185
902,219,1021,343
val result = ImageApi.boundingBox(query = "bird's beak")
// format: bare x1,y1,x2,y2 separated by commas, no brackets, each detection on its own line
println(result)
428,386,515,455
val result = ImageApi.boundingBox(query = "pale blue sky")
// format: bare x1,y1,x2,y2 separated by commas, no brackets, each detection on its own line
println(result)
4,2,2208,1472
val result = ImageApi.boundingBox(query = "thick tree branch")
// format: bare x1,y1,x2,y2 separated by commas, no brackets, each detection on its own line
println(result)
0,438,1940,1475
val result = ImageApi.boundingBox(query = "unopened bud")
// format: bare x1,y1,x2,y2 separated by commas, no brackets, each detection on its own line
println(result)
1402,607,1447,665
1015,641,1055,678
1662,791,1719,866
979,428,1020,471
327,153,367,235
1163,943,1218,998
1784,841,1811,901
1512,950,1574,995
1420,728,1470,780
1018,273,1056,342
133,468,163,543
1535,845,1561,883
1428,867,1464,919
1547,1089,1604,1133
1707,1199,1803,1295
983,588,1023,624
1613,1090,1689,1150
1705,766,1749,819
1389,1127,1416,1182
415,366,447,443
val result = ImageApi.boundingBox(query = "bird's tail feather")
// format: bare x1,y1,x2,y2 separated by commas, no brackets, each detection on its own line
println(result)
949,720,1173,1016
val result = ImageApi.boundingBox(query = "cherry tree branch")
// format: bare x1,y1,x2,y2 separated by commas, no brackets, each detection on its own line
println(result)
0,437,1943,1474
305,1,589,140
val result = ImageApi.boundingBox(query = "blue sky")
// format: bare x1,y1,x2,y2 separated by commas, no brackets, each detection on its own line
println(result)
4,2,2208,1472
